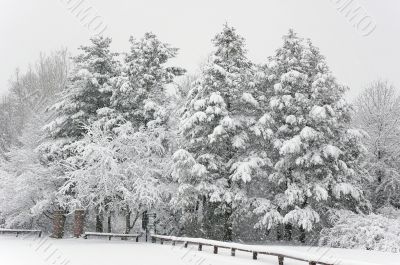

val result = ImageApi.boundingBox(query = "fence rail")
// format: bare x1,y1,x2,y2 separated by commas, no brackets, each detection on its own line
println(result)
151,234,338,265
84,232,141,241
0,228,42,237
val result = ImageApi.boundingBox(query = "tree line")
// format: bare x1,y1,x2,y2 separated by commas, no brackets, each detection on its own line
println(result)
0,25,399,249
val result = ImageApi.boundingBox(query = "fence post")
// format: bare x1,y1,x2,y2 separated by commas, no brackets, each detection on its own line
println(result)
253,252,258,260
172,241,176,246
231,248,236,256
309,262,317,265
161,238,164,245
198,243,202,251
278,256,284,265
184,242,188,248
213,246,218,254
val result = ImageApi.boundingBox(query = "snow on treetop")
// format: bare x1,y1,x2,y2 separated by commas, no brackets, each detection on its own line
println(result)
333,183,361,200
209,92,225,105
192,163,208,178
241,92,259,107
193,99,206,110
77,68,91,77
283,206,320,231
300,126,319,140
281,95,293,105
209,125,226,143
280,70,306,84
346,128,366,139
309,105,327,120
314,185,329,201
258,113,273,125
182,111,207,130
310,153,323,165
96,107,114,116
144,100,158,111
220,116,237,129
274,83,283,92
267,60,278,69
280,135,302,155
231,157,265,183
285,115,297,125
323,144,342,159
172,149,195,164
270,97,281,109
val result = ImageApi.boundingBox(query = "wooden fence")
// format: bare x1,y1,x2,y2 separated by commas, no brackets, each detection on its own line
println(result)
83,232,141,241
0,228,42,237
151,234,341,265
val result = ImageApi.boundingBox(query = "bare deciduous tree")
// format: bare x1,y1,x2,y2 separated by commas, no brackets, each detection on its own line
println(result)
354,80,400,208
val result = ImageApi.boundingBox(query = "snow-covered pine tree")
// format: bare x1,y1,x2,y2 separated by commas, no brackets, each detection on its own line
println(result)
254,30,367,241
45,36,120,138
110,32,185,129
172,24,266,241
104,33,185,230
40,37,119,232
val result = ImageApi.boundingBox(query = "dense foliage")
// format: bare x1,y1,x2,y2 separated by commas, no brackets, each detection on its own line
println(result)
0,26,399,252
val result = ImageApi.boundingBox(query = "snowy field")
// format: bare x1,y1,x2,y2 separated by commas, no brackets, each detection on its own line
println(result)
0,236,398,265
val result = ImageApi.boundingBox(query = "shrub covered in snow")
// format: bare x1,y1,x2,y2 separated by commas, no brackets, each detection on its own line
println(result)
319,210,400,252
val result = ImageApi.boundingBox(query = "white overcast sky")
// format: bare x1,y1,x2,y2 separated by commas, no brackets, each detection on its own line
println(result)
0,0,399,99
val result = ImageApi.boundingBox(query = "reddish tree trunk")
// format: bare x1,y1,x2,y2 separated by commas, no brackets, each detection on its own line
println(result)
51,210,66,239
73,209,85,238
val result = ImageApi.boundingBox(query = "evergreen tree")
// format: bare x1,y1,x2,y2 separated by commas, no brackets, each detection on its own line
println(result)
172,24,264,240
40,37,119,233
254,30,367,240
110,32,185,129
45,36,119,138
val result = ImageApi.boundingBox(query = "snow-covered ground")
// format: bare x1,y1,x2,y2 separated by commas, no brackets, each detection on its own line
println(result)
0,236,397,265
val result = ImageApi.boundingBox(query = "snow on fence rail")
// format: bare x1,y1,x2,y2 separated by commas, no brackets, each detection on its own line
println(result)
0,228,42,237
150,234,380,265
84,232,141,241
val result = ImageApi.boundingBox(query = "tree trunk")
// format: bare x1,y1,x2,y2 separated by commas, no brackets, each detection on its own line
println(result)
299,199,308,243
284,223,293,241
125,211,131,234
276,224,283,241
73,209,85,238
141,211,148,230
107,215,112,233
202,198,213,239
223,203,233,241
264,228,270,237
96,213,103,232
222,176,233,241
51,210,66,239
299,227,306,243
